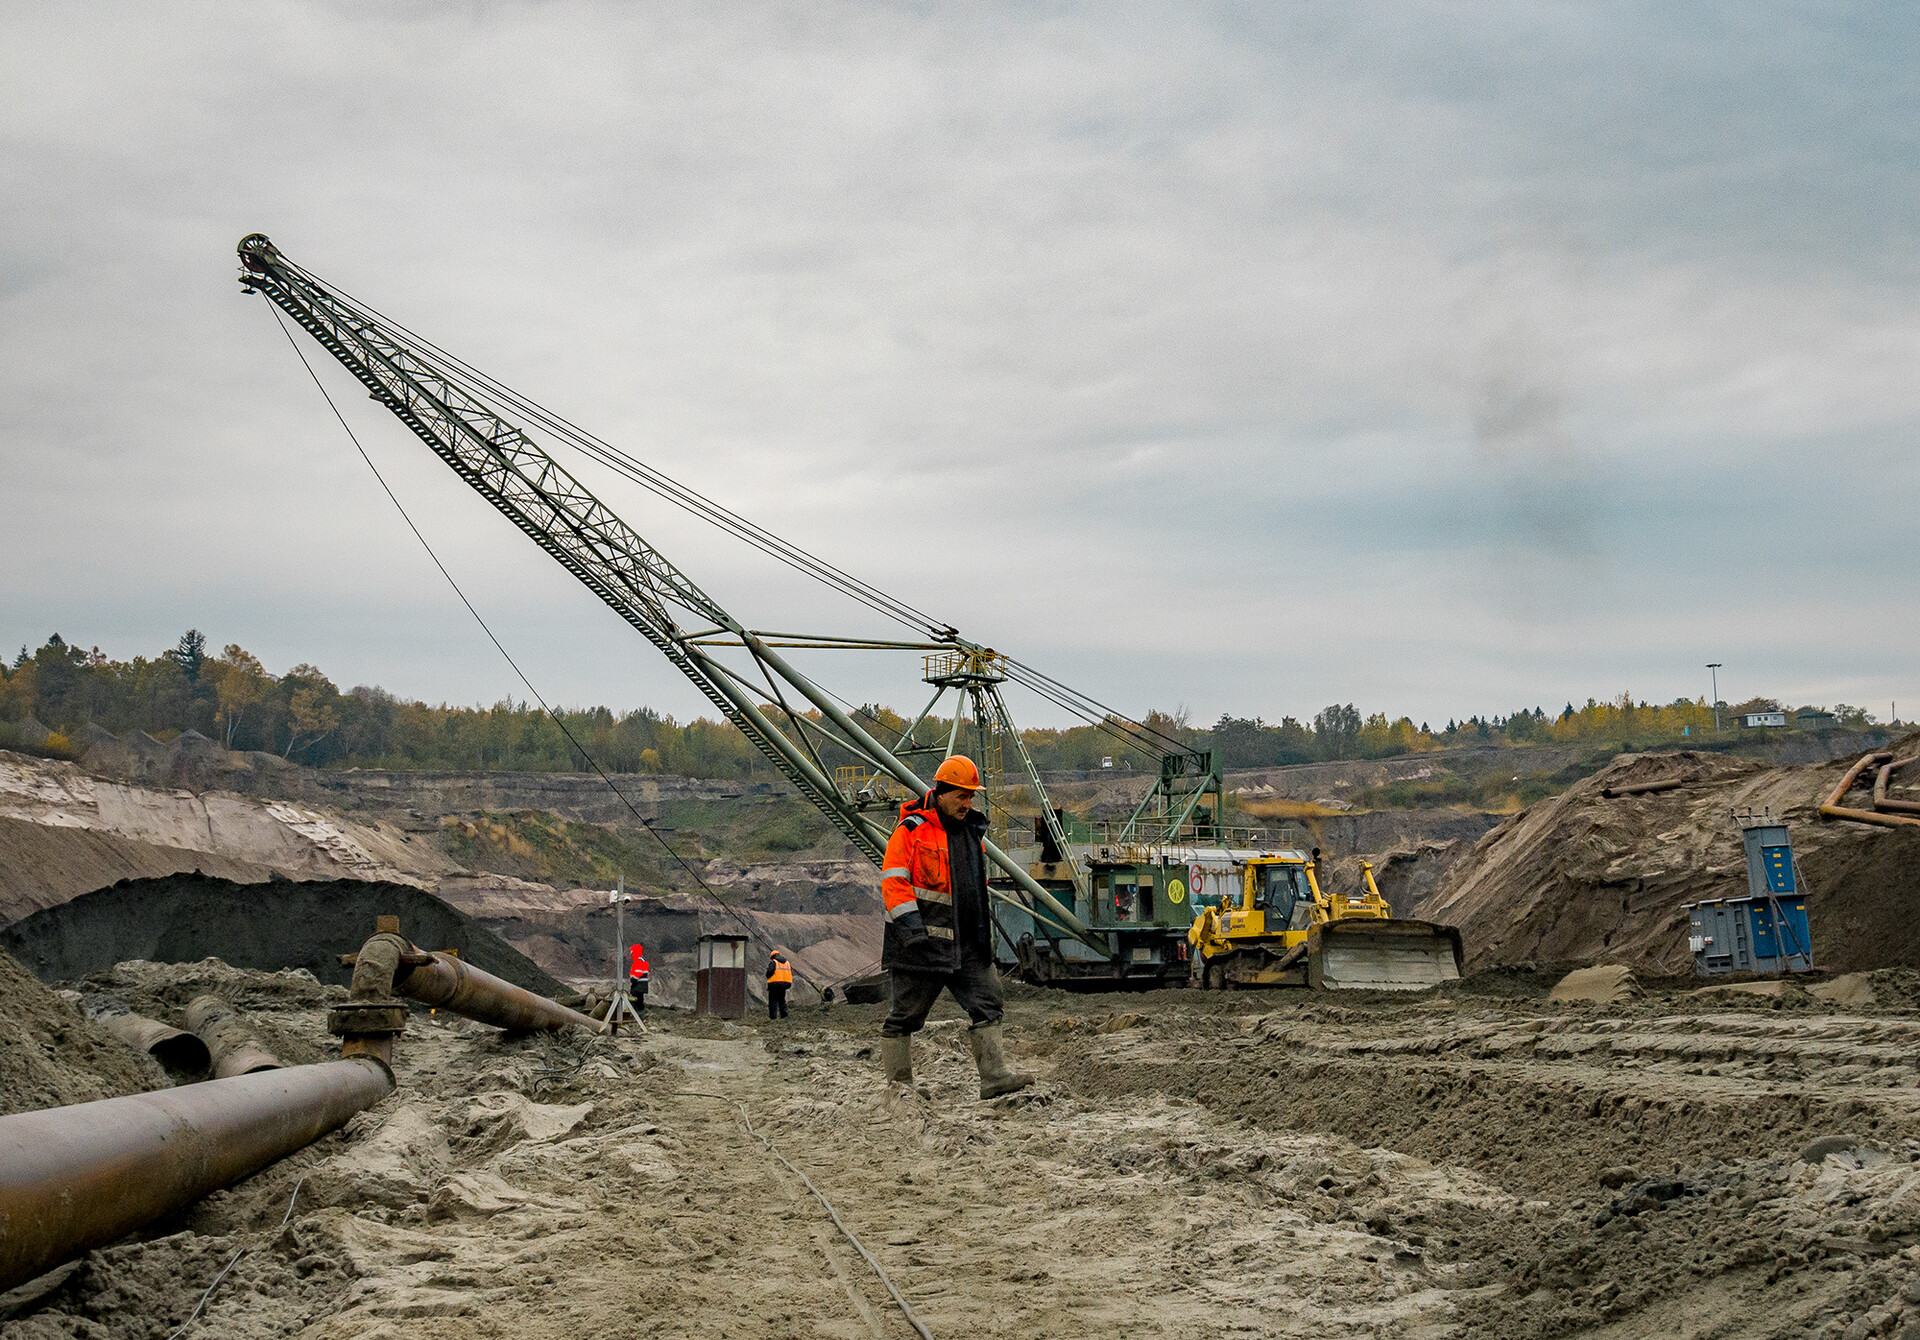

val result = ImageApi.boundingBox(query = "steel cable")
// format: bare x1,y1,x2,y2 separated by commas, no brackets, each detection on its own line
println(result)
270,310,827,997
276,259,942,638
271,255,1188,761
673,1090,933,1339
164,1179,305,1339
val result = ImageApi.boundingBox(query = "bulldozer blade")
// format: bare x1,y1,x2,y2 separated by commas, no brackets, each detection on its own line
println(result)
1306,920,1463,991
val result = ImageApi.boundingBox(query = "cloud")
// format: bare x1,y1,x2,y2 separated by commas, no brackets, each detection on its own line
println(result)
1,1,1915,730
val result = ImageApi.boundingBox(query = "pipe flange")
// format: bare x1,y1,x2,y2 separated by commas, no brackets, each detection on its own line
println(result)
327,1001,408,1036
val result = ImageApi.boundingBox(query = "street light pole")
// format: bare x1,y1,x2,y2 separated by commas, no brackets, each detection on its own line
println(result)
1706,663,1722,734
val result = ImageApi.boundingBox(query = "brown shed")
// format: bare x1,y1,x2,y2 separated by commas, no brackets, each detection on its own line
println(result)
694,933,750,1019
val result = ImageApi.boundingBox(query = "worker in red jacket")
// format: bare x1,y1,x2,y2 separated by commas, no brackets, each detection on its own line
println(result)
878,755,1033,1101
627,941,649,1014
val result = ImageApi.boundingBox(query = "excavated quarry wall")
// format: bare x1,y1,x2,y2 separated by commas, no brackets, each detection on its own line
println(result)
1317,839,1474,919
0,747,884,1003
71,739,789,824
1223,743,1594,798
1270,807,1500,856
1414,738,1920,973
0,874,563,994
1037,730,1892,807
0,750,449,924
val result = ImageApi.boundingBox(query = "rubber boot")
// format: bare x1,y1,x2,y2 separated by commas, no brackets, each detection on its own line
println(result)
878,1034,929,1107
967,1023,1034,1100
881,1034,914,1086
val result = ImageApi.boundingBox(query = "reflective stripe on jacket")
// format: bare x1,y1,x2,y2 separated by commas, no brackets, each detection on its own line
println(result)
628,946,649,981
880,792,986,973
768,957,793,985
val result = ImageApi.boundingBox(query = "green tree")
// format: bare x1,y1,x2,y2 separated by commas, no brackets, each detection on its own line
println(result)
1313,704,1361,760
164,629,207,683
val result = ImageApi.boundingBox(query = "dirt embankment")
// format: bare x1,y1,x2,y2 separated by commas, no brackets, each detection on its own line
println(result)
1415,738,1920,974
1316,839,1475,919
0,875,562,994
1267,807,1501,856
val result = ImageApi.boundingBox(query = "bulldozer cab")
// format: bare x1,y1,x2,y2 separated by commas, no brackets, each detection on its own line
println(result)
1236,852,1394,936
1222,856,1314,939
1251,861,1313,932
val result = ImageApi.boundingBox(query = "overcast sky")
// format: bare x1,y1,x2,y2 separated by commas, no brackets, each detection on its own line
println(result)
4,3,1915,731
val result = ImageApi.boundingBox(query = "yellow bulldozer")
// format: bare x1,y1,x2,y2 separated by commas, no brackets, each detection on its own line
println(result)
1187,851,1463,990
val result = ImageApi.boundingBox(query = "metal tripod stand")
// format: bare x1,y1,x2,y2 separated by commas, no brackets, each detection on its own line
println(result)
602,877,647,1036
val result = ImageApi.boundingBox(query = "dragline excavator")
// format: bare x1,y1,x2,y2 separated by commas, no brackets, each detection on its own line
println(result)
235,232,1464,993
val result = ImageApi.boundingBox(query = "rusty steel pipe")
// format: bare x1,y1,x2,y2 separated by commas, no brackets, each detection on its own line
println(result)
95,1011,211,1075
185,996,285,1079
0,1058,391,1292
1601,779,1686,798
1824,751,1892,808
1872,756,1920,815
1819,751,1920,828
1818,805,1920,829
395,952,598,1032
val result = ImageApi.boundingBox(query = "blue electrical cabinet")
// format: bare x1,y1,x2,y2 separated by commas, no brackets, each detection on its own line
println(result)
1682,818,1814,975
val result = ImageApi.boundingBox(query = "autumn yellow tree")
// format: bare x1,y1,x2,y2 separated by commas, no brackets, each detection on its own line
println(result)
282,665,341,759
208,645,271,748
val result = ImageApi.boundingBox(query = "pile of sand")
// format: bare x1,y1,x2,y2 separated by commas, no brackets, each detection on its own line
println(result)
1547,964,1638,1003
1415,735,1920,973
0,945,156,1117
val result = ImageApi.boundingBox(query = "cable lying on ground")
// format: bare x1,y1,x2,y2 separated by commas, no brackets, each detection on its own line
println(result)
671,1090,933,1340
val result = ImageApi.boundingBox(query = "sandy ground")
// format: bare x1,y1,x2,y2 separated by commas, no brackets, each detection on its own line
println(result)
8,967,1920,1340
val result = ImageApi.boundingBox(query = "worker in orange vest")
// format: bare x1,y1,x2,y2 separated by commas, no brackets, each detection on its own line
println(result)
878,755,1033,1101
627,941,649,1014
766,949,793,1019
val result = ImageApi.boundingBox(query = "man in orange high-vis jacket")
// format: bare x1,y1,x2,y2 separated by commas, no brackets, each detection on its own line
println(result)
879,755,1033,1101
766,949,792,1020
627,942,649,1014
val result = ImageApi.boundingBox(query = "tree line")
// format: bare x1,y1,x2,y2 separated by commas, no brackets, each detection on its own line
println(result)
0,631,1882,777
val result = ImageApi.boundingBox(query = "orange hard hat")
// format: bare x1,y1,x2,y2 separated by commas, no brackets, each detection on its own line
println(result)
933,755,985,791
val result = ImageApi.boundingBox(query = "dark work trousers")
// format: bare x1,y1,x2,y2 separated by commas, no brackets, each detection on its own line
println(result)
768,984,789,1019
628,976,647,1013
881,952,1004,1037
